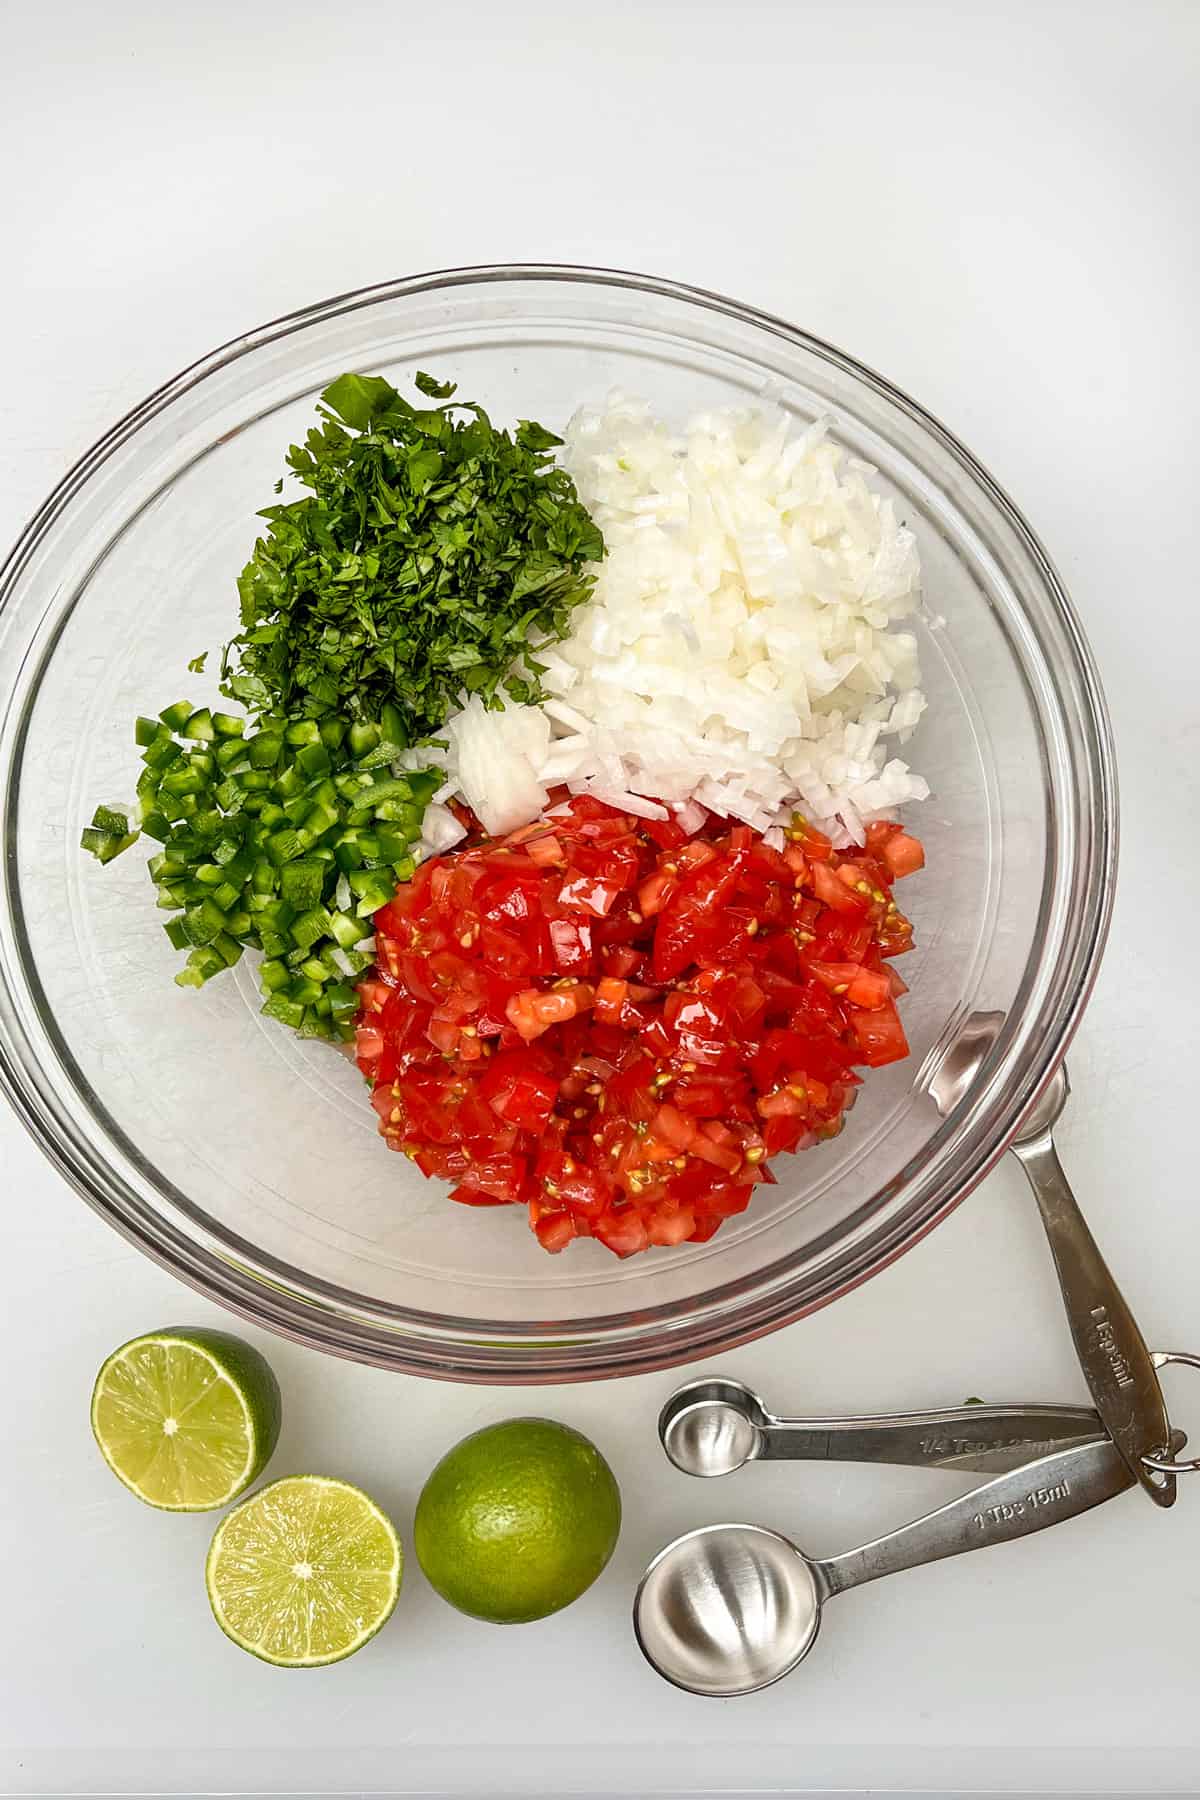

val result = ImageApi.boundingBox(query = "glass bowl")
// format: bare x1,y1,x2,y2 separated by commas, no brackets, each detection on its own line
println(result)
0,266,1115,1382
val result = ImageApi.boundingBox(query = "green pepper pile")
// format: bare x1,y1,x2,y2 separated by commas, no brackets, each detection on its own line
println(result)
83,700,439,1038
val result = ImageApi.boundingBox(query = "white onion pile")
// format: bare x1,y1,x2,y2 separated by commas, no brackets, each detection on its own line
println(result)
433,394,930,842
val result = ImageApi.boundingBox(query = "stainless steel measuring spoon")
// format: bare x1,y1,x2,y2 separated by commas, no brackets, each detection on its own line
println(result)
930,1020,1196,1507
635,1431,1176,1697
659,1375,1107,1478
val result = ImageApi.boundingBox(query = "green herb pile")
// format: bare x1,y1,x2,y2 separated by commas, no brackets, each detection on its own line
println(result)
82,369,604,1036
222,370,604,740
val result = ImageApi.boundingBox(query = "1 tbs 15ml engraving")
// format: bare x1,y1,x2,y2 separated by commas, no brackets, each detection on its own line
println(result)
972,1478,1071,1530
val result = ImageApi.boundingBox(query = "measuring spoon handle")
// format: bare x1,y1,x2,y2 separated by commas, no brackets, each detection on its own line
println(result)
817,1436,1133,1600
1011,1133,1175,1507
765,1403,1103,1474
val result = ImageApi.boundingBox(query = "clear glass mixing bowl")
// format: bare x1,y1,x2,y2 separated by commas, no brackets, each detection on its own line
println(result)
0,267,1116,1381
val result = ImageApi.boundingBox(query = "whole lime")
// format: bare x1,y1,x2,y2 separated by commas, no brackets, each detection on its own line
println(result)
414,1417,621,1624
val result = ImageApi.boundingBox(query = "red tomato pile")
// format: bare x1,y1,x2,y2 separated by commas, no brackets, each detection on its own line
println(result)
355,797,923,1257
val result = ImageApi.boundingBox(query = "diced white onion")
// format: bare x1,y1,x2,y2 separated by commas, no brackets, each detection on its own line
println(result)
583,787,669,820
435,395,927,844
446,696,548,834
417,802,469,856
673,797,709,835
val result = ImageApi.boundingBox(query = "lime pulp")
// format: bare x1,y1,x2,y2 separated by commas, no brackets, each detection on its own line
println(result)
206,1474,402,1666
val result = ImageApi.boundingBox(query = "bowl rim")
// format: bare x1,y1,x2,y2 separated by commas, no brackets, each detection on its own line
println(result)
0,262,1118,1382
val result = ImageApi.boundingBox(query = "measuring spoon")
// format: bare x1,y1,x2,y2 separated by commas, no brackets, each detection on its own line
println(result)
660,1376,1106,1477
635,1431,1173,1697
930,1022,1186,1506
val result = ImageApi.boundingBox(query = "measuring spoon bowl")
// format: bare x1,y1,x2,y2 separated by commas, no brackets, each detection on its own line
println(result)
659,1379,769,1476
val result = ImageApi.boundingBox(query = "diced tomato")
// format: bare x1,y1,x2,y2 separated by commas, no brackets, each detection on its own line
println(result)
534,984,593,1026
703,1181,755,1219
412,1144,471,1181
450,1185,512,1207
558,872,624,916
593,1208,650,1258
426,1017,460,1056
789,818,833,861
526,833,566,868
846,968,892,1010
429,949,486,1011
811,860,868,915
357,978,394,1014
478,1050,559,1132
749,840,792,882
689,1129,744,1175
477,925,532,981
750,1026,850,1092
653,849,747,981
474,881,530,931
758,1085,807,1118
503,991,538,1041
505,982,593,1040
646,1203,697,1245
540,1151,608,1216
642,814,689,851
652,1103,697,1151
810,914,874,962
637,870,677,917
455,1153,527,1204
881,832,925,879
533,1209,577,1252
594,977,630,1026
601,945,643,979
802,959,890,1011
548,917,594,975
804,959,863,997
761,1114,810,1155
877,909,915,957
672,1074,741,1117
353,793,921,1259
848,1001,911,1067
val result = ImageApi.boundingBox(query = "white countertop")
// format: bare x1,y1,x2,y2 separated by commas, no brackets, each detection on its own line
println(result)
3,2,1198,1794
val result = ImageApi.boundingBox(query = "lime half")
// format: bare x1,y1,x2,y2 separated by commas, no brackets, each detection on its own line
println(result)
206,1475,402,1666
90,1327,281,1511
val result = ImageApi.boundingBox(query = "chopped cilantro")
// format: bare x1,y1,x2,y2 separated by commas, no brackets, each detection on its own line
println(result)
221,371,604,740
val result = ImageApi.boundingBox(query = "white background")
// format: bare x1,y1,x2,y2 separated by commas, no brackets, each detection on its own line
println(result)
3,2,1198,1794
